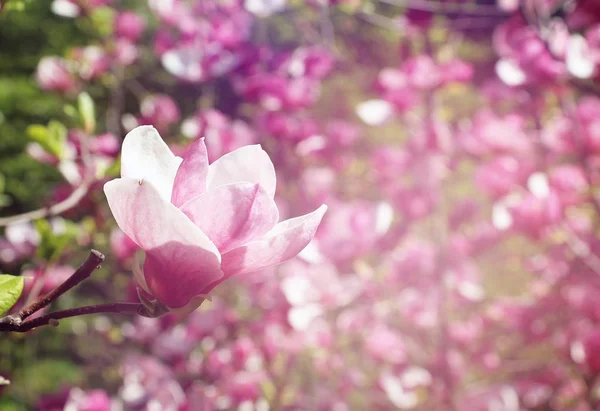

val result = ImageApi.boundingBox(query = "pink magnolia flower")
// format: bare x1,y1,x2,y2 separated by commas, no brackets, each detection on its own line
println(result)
584,330,600,373
104,126,327,313
35,57,76,94
114,11,146,42
138,94,181,134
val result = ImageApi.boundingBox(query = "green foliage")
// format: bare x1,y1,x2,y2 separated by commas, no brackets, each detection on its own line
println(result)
0,173,11,208
0,274,24,316
78,92,96,134
10,358,83,399
89,7,116,37
34,218,79,262
1,0,33,13
0,2,91,212
26,120,68,159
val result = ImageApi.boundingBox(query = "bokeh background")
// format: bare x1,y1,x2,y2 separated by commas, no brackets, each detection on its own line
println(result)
2,0,600,409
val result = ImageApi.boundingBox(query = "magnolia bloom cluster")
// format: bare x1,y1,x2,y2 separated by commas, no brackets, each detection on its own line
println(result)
104,126,327,314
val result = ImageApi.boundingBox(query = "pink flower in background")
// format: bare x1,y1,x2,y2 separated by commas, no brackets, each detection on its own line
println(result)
440,59,474,84
181,109,257,161
314,200,393,263
114,11,146,42
73,46,110,81
63,389,112,411
35,57,76,94
104,126,327,313
137,94,181,134
583,330,600,373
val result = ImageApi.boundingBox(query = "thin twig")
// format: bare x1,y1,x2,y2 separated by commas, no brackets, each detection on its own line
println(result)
0,250,105,327
359,12,404,31
0,181,91,227
320,5,338,53
377,0,509,16
0,302,142,333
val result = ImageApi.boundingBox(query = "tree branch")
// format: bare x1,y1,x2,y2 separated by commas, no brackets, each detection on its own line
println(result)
0,302,142,332
377,0,509,16
0,250,105,329
0,180,91,227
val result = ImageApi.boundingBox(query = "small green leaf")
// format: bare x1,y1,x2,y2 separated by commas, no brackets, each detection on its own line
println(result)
0,274,24,316
47,120,68,157
4,0,26,11
89,7,115,38
78,92,96,134
63,104,78,119
26,122,66,158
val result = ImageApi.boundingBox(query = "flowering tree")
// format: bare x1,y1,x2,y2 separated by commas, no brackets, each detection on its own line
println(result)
2,0,600,410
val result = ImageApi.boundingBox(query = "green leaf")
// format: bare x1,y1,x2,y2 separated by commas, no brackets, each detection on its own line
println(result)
63,104,78,119
77,92,96,134
26,121,67,158
0,274,24,316
102,154,121,178
89,6,115,38
46,120,67,157
3,0,26,12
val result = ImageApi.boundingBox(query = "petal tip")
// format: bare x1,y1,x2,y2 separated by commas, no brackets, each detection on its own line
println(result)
315,204,328,219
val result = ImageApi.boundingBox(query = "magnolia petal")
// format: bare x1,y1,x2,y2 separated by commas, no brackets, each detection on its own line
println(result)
169,294,212,316
206,145,276,198
220,204,327,277
495,59,526,86
121,126,182,200
180,182,279,253
171,138,209,207
143,250,222,309
104,177,223,308
133,252,151,294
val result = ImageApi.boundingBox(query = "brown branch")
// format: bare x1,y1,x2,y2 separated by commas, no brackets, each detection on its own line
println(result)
0,250,104,328
0,302,142,333
377,0,509,16
0,180,91,227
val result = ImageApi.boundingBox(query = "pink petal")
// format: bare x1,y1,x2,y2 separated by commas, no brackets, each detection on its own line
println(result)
220,204,327,278
171,138,209,207
143,246,220,309
180,182,279,253
207,145,276,198
104,177,223,308
121,126,182,200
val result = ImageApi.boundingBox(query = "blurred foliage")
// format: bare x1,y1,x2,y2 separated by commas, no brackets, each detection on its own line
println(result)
0,2,86,213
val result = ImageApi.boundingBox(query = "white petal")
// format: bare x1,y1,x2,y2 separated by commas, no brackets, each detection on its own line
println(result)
527,172,550,199
120,126,182,201
496,59,527,86
567,35,596,79
356,100,393,126
207,145,276,198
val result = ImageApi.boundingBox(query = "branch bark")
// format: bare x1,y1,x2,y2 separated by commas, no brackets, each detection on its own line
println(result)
0,302,142,332
0,179,91,227
0,250,106,332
